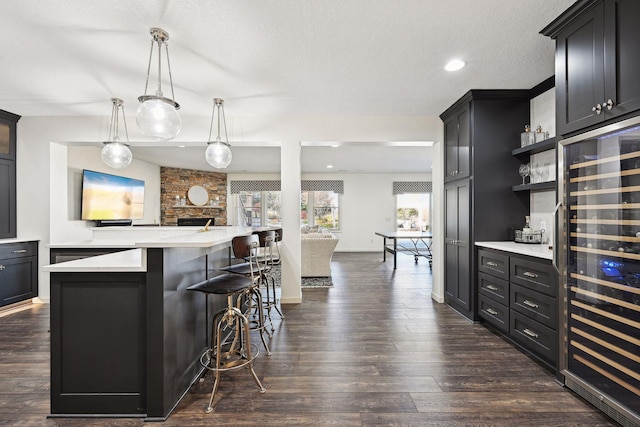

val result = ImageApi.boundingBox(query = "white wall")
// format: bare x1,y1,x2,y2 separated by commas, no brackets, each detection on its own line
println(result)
14,114,443,304
529,87,557,245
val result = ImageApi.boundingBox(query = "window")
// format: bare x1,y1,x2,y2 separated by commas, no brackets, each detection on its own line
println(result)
238,191,281,227
301,191,340,231
396,192,430,231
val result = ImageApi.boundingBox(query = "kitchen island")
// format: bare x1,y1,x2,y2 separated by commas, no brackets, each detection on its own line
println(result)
44,226,254,421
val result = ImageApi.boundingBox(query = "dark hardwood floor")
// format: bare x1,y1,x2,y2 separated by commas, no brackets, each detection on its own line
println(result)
0,252,617,426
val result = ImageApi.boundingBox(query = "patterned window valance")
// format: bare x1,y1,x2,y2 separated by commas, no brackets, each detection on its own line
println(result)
301,180,344,194
393,181,432,195
230,180,281,194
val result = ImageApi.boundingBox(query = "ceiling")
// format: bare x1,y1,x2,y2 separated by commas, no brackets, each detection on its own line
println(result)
0,0,574,173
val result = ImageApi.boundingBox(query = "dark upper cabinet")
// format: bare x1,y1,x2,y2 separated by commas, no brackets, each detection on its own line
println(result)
444,103,470,182
0,110,20,239
440,91,531,320
543,0,640,136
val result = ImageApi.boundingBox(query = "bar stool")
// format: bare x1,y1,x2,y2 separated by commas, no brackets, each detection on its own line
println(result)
220,234,272,355
187,273,266,413
272,227,283,265
253,229,285,325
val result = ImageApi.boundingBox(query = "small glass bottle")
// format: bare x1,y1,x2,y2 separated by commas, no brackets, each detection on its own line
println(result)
523,215,531,233
175,195,180,206
534,125,546,143
521,125,534,147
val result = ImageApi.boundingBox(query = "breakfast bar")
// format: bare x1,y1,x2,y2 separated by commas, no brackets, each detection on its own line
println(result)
44,226,253,421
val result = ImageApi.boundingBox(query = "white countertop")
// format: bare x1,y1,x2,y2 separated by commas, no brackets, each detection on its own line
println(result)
0,238,40,245
44,248,146,273
475,241,554,260
48,226,253,249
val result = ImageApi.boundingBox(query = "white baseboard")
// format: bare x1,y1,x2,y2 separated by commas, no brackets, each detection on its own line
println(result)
281,297,302,304
431,292,445,303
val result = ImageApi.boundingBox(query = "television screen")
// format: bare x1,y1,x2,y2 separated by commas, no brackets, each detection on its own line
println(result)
81,169,145,220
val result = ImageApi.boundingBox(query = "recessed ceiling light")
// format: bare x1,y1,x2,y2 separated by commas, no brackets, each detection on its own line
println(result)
445,59,466,71
326,165,334,169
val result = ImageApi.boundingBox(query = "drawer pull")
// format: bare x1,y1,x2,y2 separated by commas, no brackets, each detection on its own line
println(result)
486,284,498,292
0,265,5,271
12,250,27,254
523,328,539,339
486,261,498,267
523,299,539,309
486,308,498,316
523,271,539,279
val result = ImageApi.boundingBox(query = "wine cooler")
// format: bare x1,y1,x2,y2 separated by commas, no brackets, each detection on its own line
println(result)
559,116,640,427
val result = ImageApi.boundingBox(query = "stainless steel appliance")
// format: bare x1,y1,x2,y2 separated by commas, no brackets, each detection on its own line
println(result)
559,116,640,427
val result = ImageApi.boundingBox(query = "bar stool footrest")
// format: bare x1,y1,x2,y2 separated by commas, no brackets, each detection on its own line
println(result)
200,343,260,373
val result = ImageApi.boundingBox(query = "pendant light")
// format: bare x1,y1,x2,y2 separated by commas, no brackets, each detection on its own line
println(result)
204,98,232,169
136,27,181,140
101,98,132,169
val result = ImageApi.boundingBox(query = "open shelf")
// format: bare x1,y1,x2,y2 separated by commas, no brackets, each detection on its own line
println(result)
512,181,556,192
512,137,557,156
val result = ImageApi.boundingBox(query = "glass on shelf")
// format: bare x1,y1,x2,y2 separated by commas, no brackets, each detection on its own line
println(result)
521,125,534,147
518,163,530,185
534,125,547,143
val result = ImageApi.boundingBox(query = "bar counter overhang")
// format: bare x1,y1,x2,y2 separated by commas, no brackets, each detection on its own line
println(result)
44,226,255,421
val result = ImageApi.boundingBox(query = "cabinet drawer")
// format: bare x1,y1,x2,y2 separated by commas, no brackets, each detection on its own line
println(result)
510,256,557,297
510,310,557,365
510,283,556,330
478,294,509,334
0,241,37,260
478,249,509,281
478,271,508,305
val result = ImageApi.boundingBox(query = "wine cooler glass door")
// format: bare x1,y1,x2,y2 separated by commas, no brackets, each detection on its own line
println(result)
564,120,640,420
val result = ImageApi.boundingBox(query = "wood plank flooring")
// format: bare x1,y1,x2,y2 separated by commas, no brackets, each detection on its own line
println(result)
0,252,618,426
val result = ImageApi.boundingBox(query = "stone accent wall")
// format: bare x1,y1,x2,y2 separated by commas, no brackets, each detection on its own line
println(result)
160,167,227,226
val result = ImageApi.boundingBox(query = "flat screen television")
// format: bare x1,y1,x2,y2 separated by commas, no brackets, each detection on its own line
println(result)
81,169,145,221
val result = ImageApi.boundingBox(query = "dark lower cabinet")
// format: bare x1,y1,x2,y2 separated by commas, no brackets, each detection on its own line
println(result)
444,180,470,313
0,241,38,307
50,272,147,415
477,247,558,371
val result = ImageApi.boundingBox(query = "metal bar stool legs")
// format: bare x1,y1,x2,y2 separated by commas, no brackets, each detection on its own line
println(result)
188,274,266,414
240,284,272,356
204,293,265,413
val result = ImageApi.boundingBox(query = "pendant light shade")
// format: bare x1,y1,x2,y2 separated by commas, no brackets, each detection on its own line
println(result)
136,27,181,140
101,98,132,169
205,98,232,169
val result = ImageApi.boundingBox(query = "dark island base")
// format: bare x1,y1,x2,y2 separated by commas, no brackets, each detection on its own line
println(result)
49,245,230,421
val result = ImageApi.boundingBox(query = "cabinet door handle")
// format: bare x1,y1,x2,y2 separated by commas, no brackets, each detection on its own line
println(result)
523,299,539,309
523,328,539,339
486,308,498,316
0,265,5,271
486,261,498,267
592,103,602,115
523,271,539,279
486,284,498,292
603,99,614,110
12,250,27,254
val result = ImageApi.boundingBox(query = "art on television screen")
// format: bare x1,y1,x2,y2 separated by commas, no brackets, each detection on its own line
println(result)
81,169,145,220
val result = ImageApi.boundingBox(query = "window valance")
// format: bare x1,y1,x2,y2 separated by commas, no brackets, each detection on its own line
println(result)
301,180,344,194
230,180,281,194
393,181,432,195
